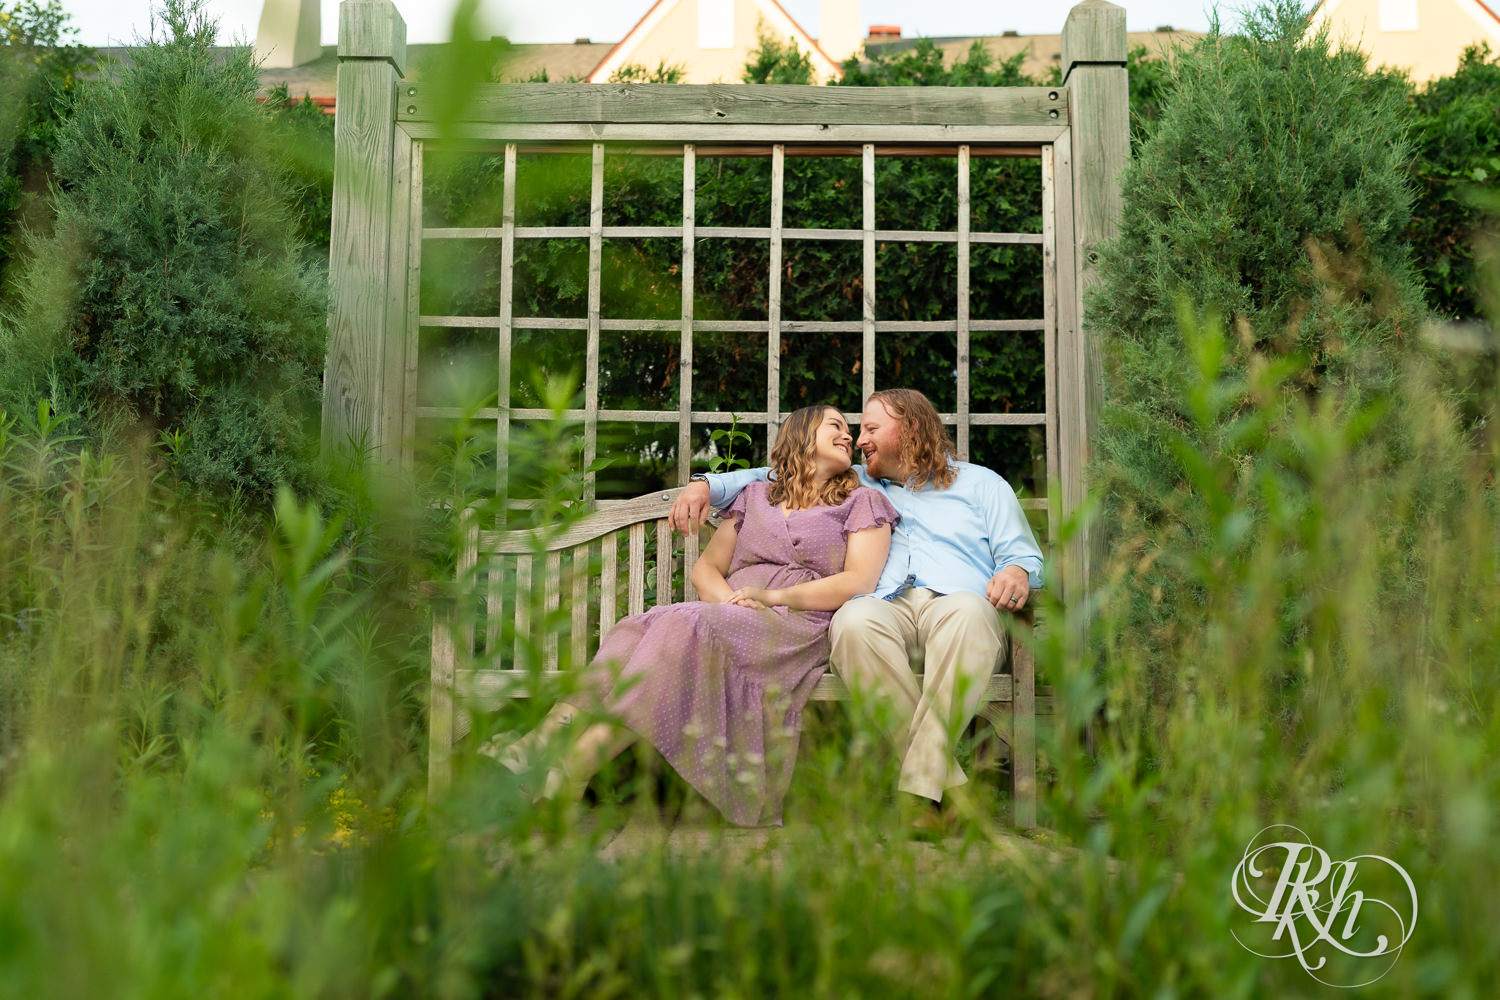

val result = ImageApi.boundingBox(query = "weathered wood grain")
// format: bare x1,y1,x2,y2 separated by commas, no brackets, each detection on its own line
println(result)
678,145,694,486
654,519,674,607
421,318,1047,334
1062,1,1127,616
683,524,701,602
399,122,1069,145
324,51,402,456
497,143,517,512
956,144,971,461
514,554,531,669
767,143,784,453
572,547,588,668
398,83,1068,127
417,406,1050,428
399,131,423,476
338,0,407,68
627,523,645,617
585,143,604,501
464,142,1050,159
862,144,876,402
542,551,561,671
600,536,618,632
422,224,1042,244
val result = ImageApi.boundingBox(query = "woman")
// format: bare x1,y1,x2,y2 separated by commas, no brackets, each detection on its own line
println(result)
499,405,898,827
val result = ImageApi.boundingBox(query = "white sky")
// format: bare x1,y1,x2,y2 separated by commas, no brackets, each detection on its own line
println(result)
58,1,1237,49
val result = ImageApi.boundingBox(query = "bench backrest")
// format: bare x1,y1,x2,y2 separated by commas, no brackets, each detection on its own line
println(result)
451,487,695,692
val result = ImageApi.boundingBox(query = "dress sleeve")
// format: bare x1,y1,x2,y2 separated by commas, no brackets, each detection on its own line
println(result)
724,481,756,531
842,487,899,536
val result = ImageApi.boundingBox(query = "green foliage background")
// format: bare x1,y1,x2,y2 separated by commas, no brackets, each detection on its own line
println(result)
0,0,91,278
0,4,1497,996
0,0,327,506
1088,2,1479,741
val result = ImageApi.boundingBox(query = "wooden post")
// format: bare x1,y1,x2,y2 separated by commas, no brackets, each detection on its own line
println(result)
324,1,407,461
1059,0,1127,616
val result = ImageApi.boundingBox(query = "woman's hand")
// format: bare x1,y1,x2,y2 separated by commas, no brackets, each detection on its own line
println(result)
726,586,777,609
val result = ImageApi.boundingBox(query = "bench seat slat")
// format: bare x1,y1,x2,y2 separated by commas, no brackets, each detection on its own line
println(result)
544,551,561,671
601,536,618,632
514,554,531,668
627,523,645,617
654,518,673,606
572,546,589,668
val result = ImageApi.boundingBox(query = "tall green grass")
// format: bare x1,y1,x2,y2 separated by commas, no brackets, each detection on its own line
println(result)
1,298,1495,996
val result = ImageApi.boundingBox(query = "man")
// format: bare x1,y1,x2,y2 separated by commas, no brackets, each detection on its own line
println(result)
669,388,1043,814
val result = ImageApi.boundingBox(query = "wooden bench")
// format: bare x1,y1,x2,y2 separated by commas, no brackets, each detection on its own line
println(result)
429,486,1040,826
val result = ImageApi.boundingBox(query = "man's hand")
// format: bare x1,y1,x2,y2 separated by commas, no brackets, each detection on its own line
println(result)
669,480,712,534
986,565,1031,612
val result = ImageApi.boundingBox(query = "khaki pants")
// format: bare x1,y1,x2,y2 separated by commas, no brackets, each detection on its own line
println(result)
829,589,1004,802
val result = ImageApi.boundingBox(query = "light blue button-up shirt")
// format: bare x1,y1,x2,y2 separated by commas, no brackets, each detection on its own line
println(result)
704,462,1044,599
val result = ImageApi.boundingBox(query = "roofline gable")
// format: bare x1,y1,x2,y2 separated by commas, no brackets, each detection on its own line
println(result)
587,0,843,83
1311,0,1500,38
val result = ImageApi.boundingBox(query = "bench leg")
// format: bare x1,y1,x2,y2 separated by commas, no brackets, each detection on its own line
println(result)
1009,628,1037,829
429,605,457,797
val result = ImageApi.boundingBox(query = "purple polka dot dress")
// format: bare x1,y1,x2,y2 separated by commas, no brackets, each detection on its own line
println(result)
569,482,898,827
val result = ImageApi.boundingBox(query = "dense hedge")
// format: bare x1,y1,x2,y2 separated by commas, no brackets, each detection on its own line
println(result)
1088,1,1470,717
0,0,91,281
1406,43,1500,322
0,0,327,505
1,5,1495,507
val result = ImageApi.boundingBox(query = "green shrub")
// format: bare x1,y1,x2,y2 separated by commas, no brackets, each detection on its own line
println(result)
741,28,815,84
1089,1,1456,714
1406,42,1500,323
0,0,91,279
0,0,325,506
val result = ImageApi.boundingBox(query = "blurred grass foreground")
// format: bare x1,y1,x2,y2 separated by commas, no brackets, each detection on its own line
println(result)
0,1,1498,997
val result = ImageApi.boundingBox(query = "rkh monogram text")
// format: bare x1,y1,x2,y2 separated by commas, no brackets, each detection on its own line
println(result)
1230,825,1418,989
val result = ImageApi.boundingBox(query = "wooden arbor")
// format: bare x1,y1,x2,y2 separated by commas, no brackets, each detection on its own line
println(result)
323,0,1128,804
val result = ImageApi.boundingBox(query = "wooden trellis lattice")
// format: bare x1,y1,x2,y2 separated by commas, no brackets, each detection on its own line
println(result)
323,0,1129,819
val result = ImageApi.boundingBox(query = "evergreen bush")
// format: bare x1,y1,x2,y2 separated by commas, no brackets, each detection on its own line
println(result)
1089,2,1458,717
1406,42,1500,323
0,0,91,279
0,0,326,506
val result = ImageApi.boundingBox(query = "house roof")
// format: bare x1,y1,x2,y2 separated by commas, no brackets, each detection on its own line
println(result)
96,21,1197,109
864,29,1204,81
1309,0,1500,30
586,0,842,83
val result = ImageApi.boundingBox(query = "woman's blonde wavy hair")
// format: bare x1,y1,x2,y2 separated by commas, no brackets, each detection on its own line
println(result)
866,388,957,490
767,405,859,510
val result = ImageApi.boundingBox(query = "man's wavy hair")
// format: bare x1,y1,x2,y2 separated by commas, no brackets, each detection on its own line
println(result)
767,405,859,510
867,388,958,490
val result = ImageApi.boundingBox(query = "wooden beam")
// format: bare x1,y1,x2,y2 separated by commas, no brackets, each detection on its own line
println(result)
398,83,1069,128
1061,0,1128,615
497,143,516,516
679,144,695,485
424,224,1043,245
398,123,1069,145
767,144,784,454
862,144,875,403
451,143,1049,159
956,144,971,462
585,142,604,501
323,0,407,459
399,132,422,476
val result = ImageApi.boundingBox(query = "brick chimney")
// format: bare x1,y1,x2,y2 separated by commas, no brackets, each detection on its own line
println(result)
819,0,862,63
868,25,902,41
254,0,322,68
